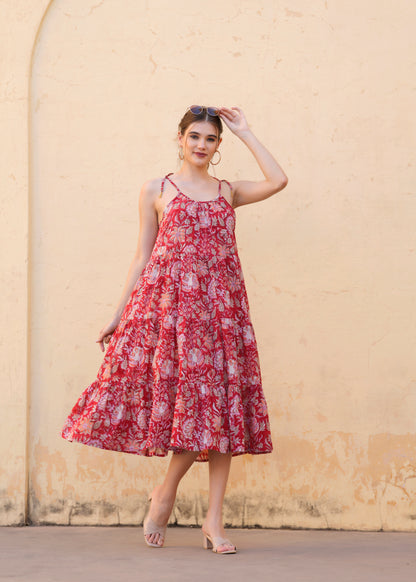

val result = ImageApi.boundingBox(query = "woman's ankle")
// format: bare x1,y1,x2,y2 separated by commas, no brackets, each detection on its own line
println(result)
150,484,177,517
203,515,226,535
156,482,177,505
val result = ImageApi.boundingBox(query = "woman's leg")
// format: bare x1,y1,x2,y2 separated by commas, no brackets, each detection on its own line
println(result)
203,450,235,551
145,450,200,546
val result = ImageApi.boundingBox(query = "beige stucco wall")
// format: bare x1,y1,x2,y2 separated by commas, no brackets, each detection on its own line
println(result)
1,0,415,530
0,0,51,526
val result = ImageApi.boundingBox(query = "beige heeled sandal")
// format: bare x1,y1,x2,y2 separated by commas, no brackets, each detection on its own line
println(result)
202,527,237,554
143,494,167,548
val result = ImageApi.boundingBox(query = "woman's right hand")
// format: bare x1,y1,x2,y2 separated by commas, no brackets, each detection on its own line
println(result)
96,315,121,352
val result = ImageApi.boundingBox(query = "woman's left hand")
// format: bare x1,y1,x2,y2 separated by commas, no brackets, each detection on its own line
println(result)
218,106,250,136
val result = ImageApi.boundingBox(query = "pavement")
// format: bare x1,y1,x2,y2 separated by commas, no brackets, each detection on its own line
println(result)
0,526,415,582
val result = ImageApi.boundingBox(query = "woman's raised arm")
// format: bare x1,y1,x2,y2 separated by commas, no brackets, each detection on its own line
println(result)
219,106,288,208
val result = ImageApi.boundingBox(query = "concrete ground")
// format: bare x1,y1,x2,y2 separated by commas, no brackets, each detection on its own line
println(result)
0,526,415,582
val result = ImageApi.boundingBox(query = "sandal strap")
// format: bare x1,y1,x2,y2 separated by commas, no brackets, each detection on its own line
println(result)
214,539,235,551
143,516,166,537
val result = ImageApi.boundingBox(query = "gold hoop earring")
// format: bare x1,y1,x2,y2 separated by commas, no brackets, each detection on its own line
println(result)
210,150,221,166
178,146,184,160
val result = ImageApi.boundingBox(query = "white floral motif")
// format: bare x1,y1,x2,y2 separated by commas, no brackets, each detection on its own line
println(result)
148,264,161,284
243,325,255,343
160,359,174,378
182,272,199,292
129,346,144,367
188,347,204,367
200,212,211,228
154,400,169,420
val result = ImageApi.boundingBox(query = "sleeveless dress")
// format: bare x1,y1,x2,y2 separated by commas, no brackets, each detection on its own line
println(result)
61,173,273,462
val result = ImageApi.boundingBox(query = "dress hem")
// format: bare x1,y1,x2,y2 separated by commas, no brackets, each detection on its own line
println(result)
61,433,273,462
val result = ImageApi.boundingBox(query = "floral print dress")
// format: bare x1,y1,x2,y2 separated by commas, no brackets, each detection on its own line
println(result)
61,173,273,462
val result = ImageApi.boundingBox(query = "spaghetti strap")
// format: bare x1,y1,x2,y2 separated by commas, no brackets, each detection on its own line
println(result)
159,173,173,199
220,178,232,192
164,173,181,195
212,176,223,197
216,178,233,200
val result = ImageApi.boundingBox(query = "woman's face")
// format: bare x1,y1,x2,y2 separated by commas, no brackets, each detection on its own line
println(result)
179,120,221,166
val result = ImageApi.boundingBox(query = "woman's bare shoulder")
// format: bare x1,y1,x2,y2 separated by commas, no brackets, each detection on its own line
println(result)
140,176,165,195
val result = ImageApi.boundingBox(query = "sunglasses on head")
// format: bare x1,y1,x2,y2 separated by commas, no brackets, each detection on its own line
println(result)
187,105,220,117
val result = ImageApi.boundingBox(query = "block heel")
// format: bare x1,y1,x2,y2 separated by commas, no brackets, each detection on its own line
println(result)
201,527,237,554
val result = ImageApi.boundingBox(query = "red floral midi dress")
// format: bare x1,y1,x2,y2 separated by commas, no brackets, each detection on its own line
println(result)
61,173,273,462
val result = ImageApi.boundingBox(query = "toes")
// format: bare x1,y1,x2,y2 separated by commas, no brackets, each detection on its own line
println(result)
145,532,164,546
218,543,235,553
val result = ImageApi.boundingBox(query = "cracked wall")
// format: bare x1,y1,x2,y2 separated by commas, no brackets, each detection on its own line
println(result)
1,0,416,530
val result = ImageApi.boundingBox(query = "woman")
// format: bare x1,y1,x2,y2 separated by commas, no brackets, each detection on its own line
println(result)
61,105,288,554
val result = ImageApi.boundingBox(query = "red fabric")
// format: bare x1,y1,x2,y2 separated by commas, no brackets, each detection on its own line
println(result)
61,173,273,462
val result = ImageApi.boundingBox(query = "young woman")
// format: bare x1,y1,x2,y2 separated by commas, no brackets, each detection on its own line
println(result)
61,105,288,554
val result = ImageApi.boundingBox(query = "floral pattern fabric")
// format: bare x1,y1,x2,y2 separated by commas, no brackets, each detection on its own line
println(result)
61,173,273,462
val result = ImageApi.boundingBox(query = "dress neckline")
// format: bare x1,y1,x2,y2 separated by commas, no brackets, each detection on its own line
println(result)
165,173,221,203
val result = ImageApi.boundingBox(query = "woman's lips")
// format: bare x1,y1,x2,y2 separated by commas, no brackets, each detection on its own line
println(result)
194,152,207,158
